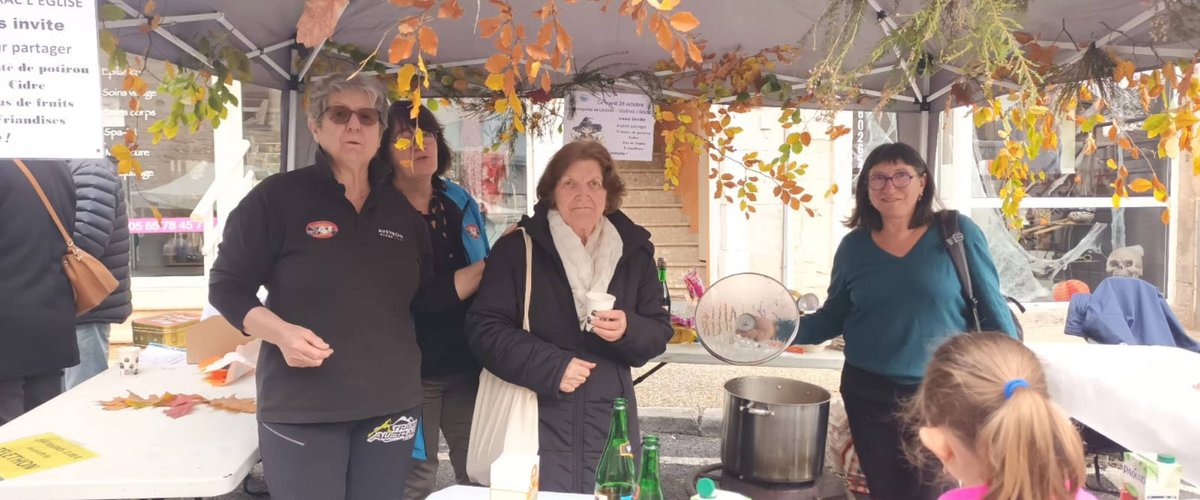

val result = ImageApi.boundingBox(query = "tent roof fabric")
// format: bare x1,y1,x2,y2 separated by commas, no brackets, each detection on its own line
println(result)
108,0,1190,109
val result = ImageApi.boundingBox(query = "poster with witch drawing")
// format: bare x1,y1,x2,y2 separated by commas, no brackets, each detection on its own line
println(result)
565,92,654,161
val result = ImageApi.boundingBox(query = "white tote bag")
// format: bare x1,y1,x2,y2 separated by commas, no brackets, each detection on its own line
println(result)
466,228,540,486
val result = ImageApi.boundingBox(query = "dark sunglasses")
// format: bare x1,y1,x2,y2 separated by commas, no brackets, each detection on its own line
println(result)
321,105,381,126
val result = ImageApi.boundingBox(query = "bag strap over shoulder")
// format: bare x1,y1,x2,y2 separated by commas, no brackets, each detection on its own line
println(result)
12,159,74,248
518,227,532,331
937,209,983,331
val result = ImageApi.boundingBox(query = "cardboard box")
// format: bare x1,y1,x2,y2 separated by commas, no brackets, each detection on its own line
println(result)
185,316,254,364
132,312,199,348
1121,452,1182,500
489,454,539,500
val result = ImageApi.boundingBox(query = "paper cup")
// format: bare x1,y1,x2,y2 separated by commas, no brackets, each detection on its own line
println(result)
117,346,141,375
584,292,616,332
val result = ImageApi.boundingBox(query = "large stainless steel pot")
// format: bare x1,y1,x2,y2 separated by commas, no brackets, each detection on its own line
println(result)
721,375,831,484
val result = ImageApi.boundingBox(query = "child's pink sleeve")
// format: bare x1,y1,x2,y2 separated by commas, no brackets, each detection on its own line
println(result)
938,485,987,500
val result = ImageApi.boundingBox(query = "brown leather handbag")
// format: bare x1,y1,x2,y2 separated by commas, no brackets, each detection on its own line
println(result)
13,159,119,316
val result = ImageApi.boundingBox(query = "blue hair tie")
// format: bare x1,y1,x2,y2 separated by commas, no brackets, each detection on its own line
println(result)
1003,378,1030,400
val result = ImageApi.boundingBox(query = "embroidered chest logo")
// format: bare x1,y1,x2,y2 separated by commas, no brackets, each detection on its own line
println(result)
306,221,338,239
465,224,481,239
378,229,405,242
366,416,417,443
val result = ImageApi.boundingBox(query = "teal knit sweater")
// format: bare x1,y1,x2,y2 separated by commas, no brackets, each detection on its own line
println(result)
796,212,1018,384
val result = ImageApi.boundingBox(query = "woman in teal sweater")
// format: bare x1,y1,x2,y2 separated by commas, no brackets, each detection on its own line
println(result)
797,142,1017,499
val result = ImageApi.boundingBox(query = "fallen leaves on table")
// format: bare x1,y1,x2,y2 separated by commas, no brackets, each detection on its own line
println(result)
164,394,206,419
98,391,256,418
209,396,257,414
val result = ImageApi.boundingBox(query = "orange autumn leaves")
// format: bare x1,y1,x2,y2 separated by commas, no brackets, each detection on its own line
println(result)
373,0,702,136
99,391,256,419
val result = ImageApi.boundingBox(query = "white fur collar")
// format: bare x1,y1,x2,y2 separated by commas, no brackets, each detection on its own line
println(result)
547,209,624,323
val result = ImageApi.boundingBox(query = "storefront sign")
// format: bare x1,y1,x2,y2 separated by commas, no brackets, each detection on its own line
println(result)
128,217,214,235
565,92,654,161
0,433,96,480
0,0,104,159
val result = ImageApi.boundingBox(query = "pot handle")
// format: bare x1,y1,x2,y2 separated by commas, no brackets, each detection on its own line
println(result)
740,403,774,417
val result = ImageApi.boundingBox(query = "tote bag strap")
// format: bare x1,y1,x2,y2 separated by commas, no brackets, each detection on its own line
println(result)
518,227,532,331
12,159,74,247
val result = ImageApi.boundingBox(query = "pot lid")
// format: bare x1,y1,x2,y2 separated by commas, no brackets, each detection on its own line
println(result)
693,273,800,365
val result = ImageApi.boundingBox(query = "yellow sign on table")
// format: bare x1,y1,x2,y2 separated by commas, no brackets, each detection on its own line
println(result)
0,433,96,480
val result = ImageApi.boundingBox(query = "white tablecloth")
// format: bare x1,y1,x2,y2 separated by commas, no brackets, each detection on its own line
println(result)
0,366,259,500
1030,343,1200,485
650,343,845,370
429,485,593,499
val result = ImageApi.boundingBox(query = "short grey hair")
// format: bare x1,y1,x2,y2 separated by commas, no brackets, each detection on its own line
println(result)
307,72,389,131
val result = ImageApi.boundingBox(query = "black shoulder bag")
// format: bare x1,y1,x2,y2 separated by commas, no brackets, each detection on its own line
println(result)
936,210,1025,340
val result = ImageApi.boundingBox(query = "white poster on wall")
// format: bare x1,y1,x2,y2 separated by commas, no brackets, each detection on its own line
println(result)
564,92,654,161
0,0,104,159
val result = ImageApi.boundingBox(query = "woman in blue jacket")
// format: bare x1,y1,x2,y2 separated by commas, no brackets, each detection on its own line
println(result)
382,101,489,499
795,143,1017,499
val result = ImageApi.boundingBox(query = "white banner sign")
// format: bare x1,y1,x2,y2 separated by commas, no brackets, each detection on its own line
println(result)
565,92,654,161
0,0,104,159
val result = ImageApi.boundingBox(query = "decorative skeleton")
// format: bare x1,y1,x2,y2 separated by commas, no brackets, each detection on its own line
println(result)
1106,245,1145,279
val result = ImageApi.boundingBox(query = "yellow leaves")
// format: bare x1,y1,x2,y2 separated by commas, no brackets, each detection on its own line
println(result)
485,72,506,91
1128,178,1153,193
395,64,417,94
1107,158,1119,170
394,137,413,151
973,105,995,128
527,60,542,80
824,183,838,198
1175,112,1200,129
418,26,439,56
1081,114,1104,134
1142,112,1172,139
646,0,681,10
668,11,699,32
1152,175,1168,203
1194,155,1200,176
1161,208,1171,224
660,110,676,122
110,144,141,176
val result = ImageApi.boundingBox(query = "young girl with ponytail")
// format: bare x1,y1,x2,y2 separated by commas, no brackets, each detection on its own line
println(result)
908,332,1098,500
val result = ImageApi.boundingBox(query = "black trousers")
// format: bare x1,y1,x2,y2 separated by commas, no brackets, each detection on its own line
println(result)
258,407,420,500
0,369,63,426
840,364,948,500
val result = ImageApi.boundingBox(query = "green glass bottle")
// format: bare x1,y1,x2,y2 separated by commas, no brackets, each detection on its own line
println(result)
594,398,636,500
635,435,664,500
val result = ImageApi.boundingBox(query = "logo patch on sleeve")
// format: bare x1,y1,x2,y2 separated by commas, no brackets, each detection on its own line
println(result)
306,221,339,239
466,224,481,239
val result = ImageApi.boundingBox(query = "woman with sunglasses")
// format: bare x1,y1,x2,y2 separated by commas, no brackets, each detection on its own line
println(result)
793,142,1017,499
209,73,463,499
380,101,489,499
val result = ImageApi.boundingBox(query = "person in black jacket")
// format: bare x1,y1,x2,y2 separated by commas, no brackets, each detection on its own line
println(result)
0,159,78,425
384,101,489,500
209,73,464,500
64,157,132,389
467,140,673,494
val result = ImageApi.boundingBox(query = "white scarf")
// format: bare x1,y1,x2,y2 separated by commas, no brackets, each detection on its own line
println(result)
547,209,624,323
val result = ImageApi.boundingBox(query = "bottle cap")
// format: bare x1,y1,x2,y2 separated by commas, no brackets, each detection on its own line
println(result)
697,477,716,498
643,434,659,447
1158,454,1176,464
613,397,627,410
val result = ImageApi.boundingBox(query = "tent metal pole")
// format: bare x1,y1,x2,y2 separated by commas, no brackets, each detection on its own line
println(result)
106,0,212,67
101,13,222,29
216,16,291,80
865,0,924,100
298,41,326,81
286,44,300,173
1061,1,1166,65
